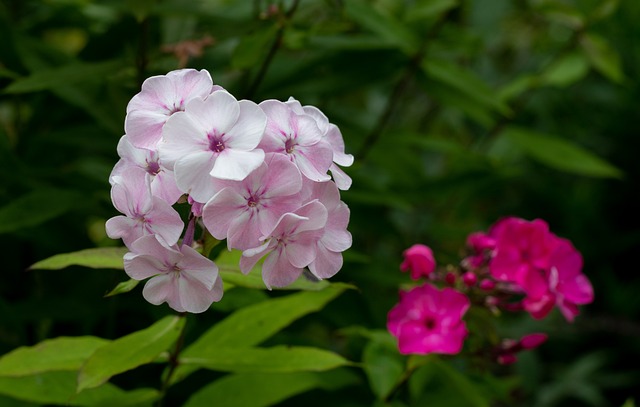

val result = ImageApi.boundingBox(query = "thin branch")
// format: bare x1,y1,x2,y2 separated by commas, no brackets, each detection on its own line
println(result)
156,314,187,407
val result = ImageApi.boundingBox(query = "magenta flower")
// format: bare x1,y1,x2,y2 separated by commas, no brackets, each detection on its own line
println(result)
159,90,267,203
489,217,557,284
105,167,184,247
400,244,436,280
124,235,223,313
240,200,328,289
259,100,334,182
387,283,470,355
110,136,183,205
300,180,352,279
465,231,496,268
202,154,303,251
125,69,215,149
522,238,594,321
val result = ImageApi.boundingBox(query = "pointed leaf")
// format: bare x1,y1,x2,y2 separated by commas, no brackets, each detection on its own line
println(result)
362,331,405,400
0,189,81,235
503,126,623,178
104,279,140,297
406,0,458,21
580,33,624,84
180,346,351,373
539,52,589,88
78,316,185,392
29,247,128,271
0,337,109,377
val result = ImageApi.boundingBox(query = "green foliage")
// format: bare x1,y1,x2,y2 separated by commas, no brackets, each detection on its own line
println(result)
29,248,128,271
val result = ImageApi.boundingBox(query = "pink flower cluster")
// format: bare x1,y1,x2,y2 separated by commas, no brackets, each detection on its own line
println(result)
388,217,594,361
106,69,353,312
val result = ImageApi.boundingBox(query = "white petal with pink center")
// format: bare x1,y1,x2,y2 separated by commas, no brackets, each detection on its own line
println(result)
124,235,223,313
125,69,214,149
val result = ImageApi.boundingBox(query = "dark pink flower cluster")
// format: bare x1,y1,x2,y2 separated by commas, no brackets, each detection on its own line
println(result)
106,69,353,312
388,217,594,361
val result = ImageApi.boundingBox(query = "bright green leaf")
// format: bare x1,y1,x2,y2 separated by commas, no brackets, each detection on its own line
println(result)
29,247,128,271
0,337,109,377
503,127,623,178
344,0,419,54
4,60,123,94
78,315,185,392
580,33,625,83
172,284,349,384
539,52,589,87
362,331,405,400
104,279,140,297
180,346,351,373
0,189,81,235
183,370,357,407
0,371,158,406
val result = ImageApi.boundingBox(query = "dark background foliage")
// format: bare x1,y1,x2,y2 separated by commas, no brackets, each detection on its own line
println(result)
1,0,638,405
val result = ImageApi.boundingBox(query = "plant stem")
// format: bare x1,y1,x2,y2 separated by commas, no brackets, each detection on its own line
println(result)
156,313,187,407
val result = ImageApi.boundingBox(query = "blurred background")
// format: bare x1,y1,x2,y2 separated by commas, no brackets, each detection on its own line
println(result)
1,0,638,405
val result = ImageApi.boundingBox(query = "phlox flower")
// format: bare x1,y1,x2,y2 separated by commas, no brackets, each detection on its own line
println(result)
522,238,594,321
300,180,352,279
110,136,183,204
159,90,267,203
240,200,328,289
105,167,183,247
286,98,353,190
400,244,436,280
387,283,470,355
124,235,223,313
202,154,303,251
259,100,334,182
125,69,216,149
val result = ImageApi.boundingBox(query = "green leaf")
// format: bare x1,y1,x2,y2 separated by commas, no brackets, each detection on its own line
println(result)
422,58,510,115
0,189,81,235
0,337,109,377
184,371,357,407
503,127,623,178
172,284,349,384
180,346,351,373
344,0,419,54
589,0,619,22
498,75,537,103
78,315,185,392
0,371,158,406
231,24,279,70
104,279,140,297
406,0,458,21
216,250,330,291
580,33,624,83
362,331,405,400
4,60,123,94
539,52,589,88
29,247,128,271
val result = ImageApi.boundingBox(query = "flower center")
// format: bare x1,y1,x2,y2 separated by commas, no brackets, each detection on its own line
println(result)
167,100,185,115
424,317,436,331
247,196,259,207
285,138,296,154
146,160,161,175
208,132,226,153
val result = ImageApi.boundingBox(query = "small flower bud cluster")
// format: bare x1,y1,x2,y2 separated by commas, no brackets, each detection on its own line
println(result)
388,217,593,364
106,69,353,313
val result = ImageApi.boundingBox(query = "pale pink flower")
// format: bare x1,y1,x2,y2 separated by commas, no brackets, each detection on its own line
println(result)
125,69,215,149
159,90,267,203
110,136,183,204
300,180,352,279
259,100,333,182
105,167,183,247
202,154,303,251
387,283,470,355
286,98,353,189
240,200,328,289
123,235,223,313
400,244,436,280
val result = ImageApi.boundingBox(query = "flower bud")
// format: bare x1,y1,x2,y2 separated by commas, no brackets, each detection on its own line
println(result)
400,244,436,280
520,333,547,350
479,279,496,291
444,272,457,285
462,271,477,286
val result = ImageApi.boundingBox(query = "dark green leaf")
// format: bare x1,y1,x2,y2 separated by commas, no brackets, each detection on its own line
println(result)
362,331,405,400
503,127,623,178
580,33,625,83
539,52,589,88
78,316,185,392
231,25,279,70
29,247,128,271
180,346,351,373
406,0,458,21
0,189,81,235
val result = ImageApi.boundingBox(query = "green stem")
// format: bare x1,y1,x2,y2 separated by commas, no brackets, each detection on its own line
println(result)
156,313,187,407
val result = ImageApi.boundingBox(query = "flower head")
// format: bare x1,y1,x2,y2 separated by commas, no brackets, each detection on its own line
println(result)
387,283,469,355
